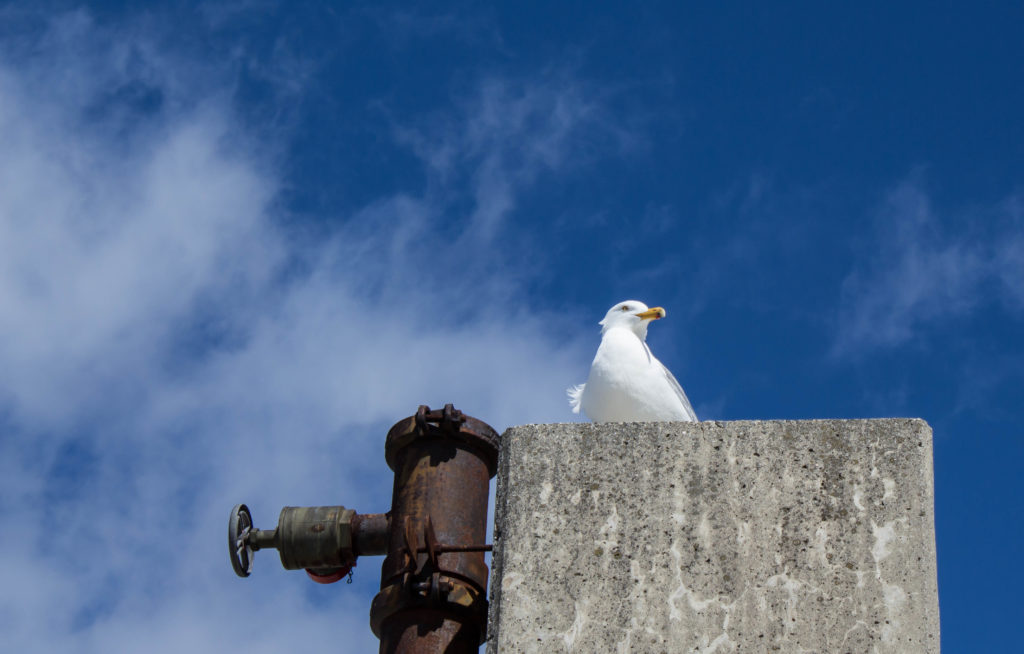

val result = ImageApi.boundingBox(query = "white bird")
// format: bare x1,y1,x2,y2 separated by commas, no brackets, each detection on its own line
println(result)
568,300,697,422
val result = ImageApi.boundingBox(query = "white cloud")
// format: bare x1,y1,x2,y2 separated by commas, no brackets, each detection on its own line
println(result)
992,196,1024,308
0,11,603,653
394,71,636,244
832,177,1022,356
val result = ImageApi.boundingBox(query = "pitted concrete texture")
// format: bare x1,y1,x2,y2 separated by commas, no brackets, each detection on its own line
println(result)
487,420,939,653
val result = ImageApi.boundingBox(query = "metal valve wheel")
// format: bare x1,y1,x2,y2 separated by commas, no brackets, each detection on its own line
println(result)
229,503,255,577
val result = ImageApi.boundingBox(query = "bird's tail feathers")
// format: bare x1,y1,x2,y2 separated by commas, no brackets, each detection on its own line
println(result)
567,384,585,414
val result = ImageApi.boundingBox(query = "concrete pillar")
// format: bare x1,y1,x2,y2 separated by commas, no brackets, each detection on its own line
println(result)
487,420,939,653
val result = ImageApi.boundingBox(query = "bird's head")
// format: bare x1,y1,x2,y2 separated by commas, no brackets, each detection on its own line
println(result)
599,300,666,339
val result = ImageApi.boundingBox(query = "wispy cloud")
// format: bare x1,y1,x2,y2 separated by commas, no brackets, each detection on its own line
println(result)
365,5,505,52
394,71,636,243
992,196,1024,309
0,10,613,653
832,176,1023,356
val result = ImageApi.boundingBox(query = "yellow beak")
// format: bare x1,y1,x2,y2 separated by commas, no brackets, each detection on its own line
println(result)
635,307,666,320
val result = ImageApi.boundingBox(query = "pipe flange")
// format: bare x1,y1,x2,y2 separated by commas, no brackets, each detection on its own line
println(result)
385,404,500,476
370,574,488,644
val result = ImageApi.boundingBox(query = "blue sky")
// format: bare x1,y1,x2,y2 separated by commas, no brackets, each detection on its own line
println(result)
0,2,1021,651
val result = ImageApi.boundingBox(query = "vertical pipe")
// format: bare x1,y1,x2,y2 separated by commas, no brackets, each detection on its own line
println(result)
370,405,499,653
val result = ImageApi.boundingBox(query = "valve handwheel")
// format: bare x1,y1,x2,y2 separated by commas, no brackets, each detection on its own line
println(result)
229,503,255,577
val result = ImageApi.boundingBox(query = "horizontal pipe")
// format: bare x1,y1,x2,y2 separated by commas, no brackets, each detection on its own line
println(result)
353,513,390,557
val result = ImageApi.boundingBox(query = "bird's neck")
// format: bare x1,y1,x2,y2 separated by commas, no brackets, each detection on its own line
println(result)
602,324,648,342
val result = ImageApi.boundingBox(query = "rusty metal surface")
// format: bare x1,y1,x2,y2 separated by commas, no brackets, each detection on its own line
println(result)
371,404,499,652
384,404,500,476
378,609,481,654
353,512,390,557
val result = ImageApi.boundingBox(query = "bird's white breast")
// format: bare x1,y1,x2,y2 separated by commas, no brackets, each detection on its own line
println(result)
581,327,691,422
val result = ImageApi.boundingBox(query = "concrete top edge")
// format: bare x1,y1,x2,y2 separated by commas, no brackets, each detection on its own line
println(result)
506,417,931,431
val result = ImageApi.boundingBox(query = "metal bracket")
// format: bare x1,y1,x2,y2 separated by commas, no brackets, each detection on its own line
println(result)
399,515,492,575
415,403,465,434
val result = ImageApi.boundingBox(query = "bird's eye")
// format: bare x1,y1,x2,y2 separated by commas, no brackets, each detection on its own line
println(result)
621,305,630,311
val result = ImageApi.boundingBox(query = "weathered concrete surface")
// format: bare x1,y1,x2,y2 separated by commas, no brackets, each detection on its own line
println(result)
487,420,939,653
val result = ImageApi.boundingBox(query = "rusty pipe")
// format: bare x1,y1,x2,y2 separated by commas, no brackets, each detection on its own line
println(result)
370,404,499,654
353,512,390,557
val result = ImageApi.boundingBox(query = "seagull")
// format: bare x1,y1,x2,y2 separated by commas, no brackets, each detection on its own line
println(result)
568,300,697,422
